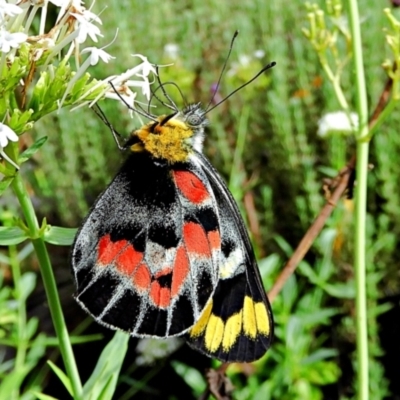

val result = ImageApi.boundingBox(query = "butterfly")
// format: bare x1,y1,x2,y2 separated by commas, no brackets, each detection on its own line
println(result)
71,64,275,363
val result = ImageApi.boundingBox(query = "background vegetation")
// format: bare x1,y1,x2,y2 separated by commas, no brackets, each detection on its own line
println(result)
1,0,400,399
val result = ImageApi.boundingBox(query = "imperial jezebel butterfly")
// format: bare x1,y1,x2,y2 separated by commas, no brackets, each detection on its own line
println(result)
71,60,276,363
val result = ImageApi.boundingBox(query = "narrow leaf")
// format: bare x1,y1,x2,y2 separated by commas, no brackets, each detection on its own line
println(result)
0,176,14,195
31,392,59,400
47,360,73,396
0,226,29,245
83,331,129,400
0,366,31,398
44,226,77,246
18,136,48,163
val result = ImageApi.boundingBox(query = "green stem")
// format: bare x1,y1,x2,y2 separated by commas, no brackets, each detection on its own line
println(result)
366,98,397,141
348,0,369,399
320,60,349,110
11,174,82,399
353,142,369,400
9,245,26,400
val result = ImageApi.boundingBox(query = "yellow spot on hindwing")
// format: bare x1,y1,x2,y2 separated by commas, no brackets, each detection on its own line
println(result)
189,295,270,355
222,310,242,351
189,300,213,337
131,117,194,163
254,301,270,335
205,314,224,352
243,296,257,339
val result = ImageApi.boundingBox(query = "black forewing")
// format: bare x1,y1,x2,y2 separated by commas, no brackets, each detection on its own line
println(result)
71,152,217,337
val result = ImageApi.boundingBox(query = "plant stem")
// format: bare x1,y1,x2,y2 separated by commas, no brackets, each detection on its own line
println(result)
353,141,369,400
9,244,26,400
348,0,369,399
11,174,83,399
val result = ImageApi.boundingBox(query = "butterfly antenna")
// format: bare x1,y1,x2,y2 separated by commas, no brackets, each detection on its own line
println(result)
204,61,276,115
92,103,126,150
204,30,239,113
149,83,179,113
150,81,188,114
152,66,179,111
109,81,158,122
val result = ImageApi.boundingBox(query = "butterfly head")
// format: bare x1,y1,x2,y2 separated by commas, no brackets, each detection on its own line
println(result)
129,103,207,163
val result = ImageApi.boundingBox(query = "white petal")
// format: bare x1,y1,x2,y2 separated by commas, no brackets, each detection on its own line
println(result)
0,149,19,170
318,111,359,137
0,123,18,147
0,2,23,18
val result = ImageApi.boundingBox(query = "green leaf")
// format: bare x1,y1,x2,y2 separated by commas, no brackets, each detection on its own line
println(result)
304,360,340,385
19,272,37,301
19,136,48,163
0,226,29,245
25,317,39,340
0,176,14,195
47,360,73,396
43,226,77,246
83,331,129,400
170,361,206,394
42,334,103,346
31,392,59,400
302,348,338,364
323,282,355,298
9,109,34,134
0,366,32,398
26,334,47,365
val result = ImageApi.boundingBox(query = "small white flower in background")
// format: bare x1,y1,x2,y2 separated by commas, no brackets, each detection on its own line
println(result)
318,111,359,138
125,74,152,100
164,43,179,60
0,27,27,53
72,9,103,44
238,54,251,66
254,49,265,59
132,54,156,79
0,123,19,170
135,337,182,366
81,46,115,65
0,123,18,147
103,55,156,103
72,55,155,112
0,0,23,20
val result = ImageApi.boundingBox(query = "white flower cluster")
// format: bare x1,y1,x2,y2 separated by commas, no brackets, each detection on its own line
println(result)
317,111,359,138
135,337,183,366
0,0,156,170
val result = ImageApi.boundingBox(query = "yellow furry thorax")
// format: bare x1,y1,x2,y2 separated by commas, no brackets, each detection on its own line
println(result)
129,115,195,163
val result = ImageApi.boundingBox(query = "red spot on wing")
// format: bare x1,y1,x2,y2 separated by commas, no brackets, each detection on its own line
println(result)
173,170,209,204
116,246,143,275
171,245,190,297
154,267,172,279
98,234,128,265
183,222,211,257
150,281,171,308
132,263,151,291
207,230,221,250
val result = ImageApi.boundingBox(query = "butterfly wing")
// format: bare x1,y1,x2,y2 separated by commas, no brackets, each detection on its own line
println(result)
186,152,273,362
71,151,219,337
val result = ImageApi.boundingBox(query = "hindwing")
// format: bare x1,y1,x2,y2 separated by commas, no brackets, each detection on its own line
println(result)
186,152,273,362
